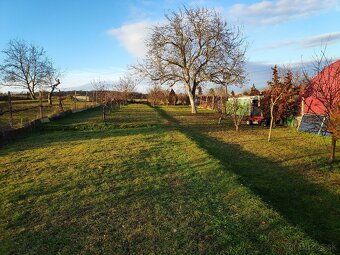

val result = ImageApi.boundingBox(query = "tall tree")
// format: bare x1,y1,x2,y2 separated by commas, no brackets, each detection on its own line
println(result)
133,7,246,113
249,84,260,96
0,39,50,99
266,66,296,142
168,89,177,105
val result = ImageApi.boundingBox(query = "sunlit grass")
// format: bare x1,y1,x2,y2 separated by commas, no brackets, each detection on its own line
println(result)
0,104,338,254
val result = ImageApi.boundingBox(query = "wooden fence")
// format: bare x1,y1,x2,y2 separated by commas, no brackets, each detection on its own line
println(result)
0,91,98,130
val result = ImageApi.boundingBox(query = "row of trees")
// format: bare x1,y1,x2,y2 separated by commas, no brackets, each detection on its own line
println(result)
0,40,61,104
91,75,138,106
147,85,189,106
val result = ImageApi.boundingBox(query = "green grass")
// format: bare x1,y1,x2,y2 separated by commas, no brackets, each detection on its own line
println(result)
0,103,339,254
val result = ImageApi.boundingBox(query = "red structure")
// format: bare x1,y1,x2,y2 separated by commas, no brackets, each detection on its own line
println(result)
302,60,340,115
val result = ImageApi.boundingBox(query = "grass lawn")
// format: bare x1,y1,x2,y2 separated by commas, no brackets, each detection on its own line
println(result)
0,103,339,254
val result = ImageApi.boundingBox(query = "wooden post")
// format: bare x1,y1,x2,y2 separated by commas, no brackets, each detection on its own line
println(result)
102,106,106,121
85,91,88,108
39,91,43,118
74,90,77,109
95,91,98,104
268,98,274,142
330,136,336,163
7,91,13,127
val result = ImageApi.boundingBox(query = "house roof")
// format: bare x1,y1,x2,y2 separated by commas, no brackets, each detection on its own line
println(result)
304,59,340,115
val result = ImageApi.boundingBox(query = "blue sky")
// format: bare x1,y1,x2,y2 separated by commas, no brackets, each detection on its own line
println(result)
0,0,339,92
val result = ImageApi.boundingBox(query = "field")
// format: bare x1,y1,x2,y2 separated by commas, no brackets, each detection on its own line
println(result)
0,103,339,254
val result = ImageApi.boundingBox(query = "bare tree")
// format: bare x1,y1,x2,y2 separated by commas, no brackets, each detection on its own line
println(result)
147,84,168,106
225,92,248,131
114,75,137,104
44,62,61,105
133,7,246,114
91,79,107,104
0,39,50,99
303,50,340,163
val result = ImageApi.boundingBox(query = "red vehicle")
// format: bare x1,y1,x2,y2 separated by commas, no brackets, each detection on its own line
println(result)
242,115,269,126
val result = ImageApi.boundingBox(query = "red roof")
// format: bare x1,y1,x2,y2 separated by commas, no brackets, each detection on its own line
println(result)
304,60,340,115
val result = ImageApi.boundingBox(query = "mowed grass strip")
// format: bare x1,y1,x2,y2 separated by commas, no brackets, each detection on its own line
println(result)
0,104,335,254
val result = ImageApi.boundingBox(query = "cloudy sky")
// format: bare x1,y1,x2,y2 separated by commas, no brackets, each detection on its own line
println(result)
0,0,339,92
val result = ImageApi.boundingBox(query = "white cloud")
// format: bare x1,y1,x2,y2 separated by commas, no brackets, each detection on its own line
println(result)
230,0,338,25
266,32,340,49
107,21,153,59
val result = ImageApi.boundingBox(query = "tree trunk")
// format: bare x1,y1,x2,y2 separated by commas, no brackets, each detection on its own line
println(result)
187,83,197,114
29,89,36,100
330,136,336,163
188,92,197,114
102,106,106,121
48,86,57,105
58,90,63,112
268,103,274,142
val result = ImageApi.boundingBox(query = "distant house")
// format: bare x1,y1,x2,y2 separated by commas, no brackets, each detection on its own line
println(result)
298,60,340,135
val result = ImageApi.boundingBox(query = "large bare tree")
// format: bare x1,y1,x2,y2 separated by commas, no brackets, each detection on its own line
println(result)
0,39,50,99
134,7,246,113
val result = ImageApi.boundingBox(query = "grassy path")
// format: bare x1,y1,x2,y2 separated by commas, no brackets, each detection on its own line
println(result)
0,104,337,254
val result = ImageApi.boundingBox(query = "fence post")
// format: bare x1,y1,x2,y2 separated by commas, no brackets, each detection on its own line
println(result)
85,91,88,108
74,90,77,110
7,91,13,127
102,105,106,121
39,91,43,118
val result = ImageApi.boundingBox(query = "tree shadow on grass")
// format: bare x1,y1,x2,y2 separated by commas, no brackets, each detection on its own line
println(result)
154,106,340,252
